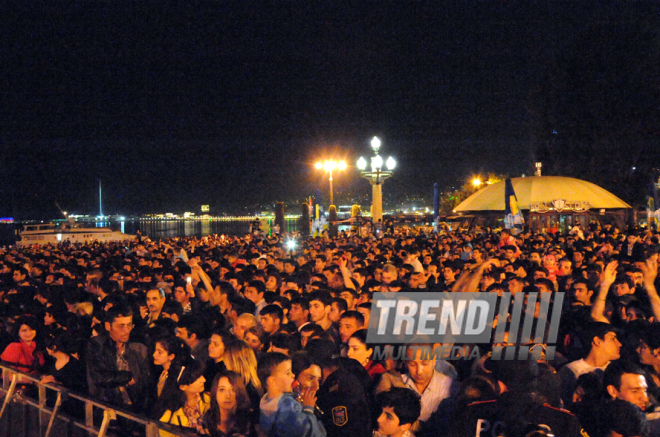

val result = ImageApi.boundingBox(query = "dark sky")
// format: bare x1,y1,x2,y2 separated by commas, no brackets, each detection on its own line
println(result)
2,1,660,218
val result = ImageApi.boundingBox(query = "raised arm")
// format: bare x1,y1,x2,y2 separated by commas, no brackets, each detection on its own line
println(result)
455,259,498,293
641,257,660,322
591,260,618,323
338,256,356,291
189,260,214,296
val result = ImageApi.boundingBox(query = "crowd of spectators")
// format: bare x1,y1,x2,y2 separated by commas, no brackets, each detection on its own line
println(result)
0,221,659,436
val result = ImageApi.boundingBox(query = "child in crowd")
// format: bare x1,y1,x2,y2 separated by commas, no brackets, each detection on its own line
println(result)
373,387,421,437
257,352,326,437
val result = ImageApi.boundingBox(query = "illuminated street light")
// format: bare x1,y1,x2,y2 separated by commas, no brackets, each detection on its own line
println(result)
357,136,396,228
472,178,482,187
315,159,346,207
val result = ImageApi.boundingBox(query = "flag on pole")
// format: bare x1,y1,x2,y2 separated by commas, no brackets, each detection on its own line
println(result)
433,183,440,232
647,178,659,229
504,178,524,231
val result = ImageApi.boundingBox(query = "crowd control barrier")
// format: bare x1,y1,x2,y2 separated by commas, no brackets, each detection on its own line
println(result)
0,365,197,437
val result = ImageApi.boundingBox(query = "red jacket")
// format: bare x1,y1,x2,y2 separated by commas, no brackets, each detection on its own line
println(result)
0,340,45,374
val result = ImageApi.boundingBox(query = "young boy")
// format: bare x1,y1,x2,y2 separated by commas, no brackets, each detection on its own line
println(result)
258,352,326,437
374,388,421,437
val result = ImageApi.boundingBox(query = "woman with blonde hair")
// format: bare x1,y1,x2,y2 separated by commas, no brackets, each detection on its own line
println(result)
223,339,262,422
73,302,94,317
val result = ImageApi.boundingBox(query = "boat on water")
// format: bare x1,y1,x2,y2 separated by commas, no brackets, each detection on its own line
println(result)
16,223,135,248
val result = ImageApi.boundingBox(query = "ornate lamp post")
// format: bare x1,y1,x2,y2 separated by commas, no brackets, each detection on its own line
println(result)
315,160,347,207
357,136,396,227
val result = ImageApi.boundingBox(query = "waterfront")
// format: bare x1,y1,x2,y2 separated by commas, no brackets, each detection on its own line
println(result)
0,218,302,247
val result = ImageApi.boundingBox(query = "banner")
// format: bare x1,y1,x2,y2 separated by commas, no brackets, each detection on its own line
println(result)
504,178,524,230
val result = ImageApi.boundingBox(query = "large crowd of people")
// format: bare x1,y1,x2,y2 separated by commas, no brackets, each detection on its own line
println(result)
0,220,659,437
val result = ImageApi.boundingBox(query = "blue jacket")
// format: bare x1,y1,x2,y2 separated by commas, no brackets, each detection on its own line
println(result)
260,393,326,437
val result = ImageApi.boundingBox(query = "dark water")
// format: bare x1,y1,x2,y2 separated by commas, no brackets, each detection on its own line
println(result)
0,218,302,247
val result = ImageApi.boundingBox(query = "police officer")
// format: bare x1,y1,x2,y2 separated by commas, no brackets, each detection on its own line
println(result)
307,338,373,437
445,360,584,437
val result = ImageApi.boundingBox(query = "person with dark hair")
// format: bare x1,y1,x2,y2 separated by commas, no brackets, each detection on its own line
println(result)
265,272,281,293
338,310,364,345
603,362,649,411
172,281,195,315
159,359,210,436
203,328,233,392
161,300,184,323
267,333,298,356
570,372,603,437
307,290,339,343
258,352,325,437
446,360,583,437
288,297,310,332
238,323,262,351
40,332,87,393
244,281,267,319
291,352,322,404
300,324,325,349
328,297,347,324
558,321,622,407
200,369,257,437
260,304,284,337
571,278,595,306
347,329,386,381
86,305,150,410
534,277,555,294
1,315,45,375
636,323,660,403
374,387,421,437
150,335,192,418
600,399,649,437
176,314,210,364
39,332,88,419
315,354,373,437
357,302,372,327
145,287,167,328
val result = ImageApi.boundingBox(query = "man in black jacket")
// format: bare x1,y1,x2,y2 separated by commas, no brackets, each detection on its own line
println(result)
86,305,150,411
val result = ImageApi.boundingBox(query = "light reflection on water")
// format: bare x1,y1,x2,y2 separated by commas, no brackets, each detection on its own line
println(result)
102,219,301,241
1,218,301,246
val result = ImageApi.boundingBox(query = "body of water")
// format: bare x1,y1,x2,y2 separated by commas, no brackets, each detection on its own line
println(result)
0,218,302,247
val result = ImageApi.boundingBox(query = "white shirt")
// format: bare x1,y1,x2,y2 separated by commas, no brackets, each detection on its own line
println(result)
401,370,457,421
564,358,608,379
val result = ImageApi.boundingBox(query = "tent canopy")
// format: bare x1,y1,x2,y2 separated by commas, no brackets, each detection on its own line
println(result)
454,176,631,212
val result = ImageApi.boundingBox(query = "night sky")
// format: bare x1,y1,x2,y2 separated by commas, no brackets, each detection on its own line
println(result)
2,1,660,218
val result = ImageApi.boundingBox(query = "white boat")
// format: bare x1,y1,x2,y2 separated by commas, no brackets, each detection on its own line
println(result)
16,223,135,248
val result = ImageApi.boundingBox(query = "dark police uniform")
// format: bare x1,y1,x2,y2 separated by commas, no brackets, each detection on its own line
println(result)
316,366,373,437
447,393,586,437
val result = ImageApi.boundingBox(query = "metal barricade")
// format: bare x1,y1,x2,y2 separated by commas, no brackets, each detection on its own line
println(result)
0,365,196,437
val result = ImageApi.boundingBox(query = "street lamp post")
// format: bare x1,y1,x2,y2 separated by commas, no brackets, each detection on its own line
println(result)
315,160,347,207
357,136,396,228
